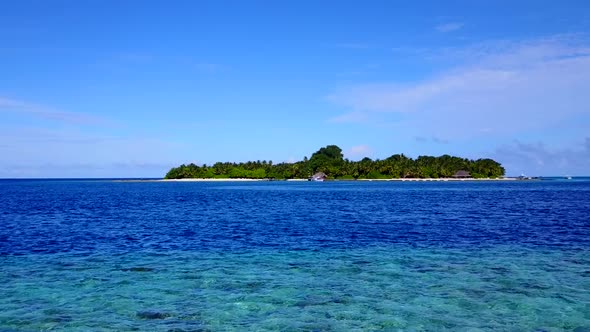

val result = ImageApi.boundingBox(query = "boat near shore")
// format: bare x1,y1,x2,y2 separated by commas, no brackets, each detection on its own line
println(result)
309,172,327,182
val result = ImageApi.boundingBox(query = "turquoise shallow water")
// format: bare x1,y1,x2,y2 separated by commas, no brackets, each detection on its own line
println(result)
1,180,589,331
1,247,589,331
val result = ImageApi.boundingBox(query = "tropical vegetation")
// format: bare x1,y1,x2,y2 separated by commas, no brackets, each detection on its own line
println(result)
164,145,505,179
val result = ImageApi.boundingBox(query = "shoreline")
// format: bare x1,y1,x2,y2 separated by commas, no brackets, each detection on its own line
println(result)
355,178,519,181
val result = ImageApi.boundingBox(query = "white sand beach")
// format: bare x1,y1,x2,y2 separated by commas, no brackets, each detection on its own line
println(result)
159,178,266,182
356,177,519,182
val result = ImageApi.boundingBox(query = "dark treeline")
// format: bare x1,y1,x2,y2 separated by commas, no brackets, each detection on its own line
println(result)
165,145,505,179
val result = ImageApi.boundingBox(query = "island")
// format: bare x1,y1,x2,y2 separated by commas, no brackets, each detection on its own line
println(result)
164,145,505,180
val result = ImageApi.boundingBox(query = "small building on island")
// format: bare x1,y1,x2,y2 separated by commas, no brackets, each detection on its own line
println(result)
310,172,327,181
453,170,471,178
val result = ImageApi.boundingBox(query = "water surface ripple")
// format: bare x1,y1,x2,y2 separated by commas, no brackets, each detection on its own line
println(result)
1,180,589,331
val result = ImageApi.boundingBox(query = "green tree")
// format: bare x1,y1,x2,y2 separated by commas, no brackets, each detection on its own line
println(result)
164,145,506,180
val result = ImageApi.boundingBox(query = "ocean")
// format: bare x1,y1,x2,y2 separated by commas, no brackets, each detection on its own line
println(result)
1,179,589,331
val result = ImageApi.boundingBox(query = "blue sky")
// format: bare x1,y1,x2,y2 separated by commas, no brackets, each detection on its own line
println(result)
1,0,590,177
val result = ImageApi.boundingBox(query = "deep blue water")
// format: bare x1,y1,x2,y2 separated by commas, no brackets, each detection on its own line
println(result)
1,179,589,331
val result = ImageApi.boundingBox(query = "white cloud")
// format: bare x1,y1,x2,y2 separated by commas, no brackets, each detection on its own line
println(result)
345,145,373,160
0,127,186,177
432,34,590,66
0,97,107,125
326,36,590,139
436,22,464,33
415,136,449,144
494,138,590,176
0,161,176,178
